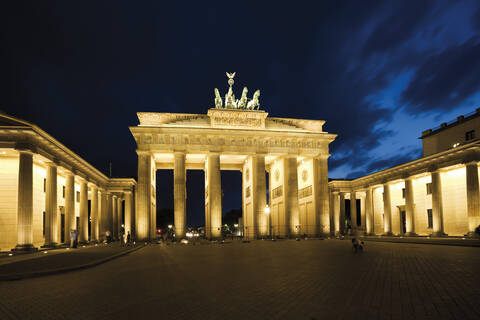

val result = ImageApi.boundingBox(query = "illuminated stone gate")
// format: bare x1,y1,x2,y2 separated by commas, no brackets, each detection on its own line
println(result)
130,74,337,240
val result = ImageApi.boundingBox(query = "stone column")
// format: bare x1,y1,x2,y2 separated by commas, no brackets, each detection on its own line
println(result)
112,195,118,240
365,187,374,235
350,191,357,232
431,170,447,236
332,191,340,236
43,163,58,247
64,173,75,244
466,162,480,237
117,195,123,239
404,177,417,236
106,193,113,237
91,186,98,242
253,155,267,237
100,190,108,240
174,153,187,239
79,179,88,243
207,153,222,239
339,192,346,235
285,156,299,236
315,156,330,236
383,183,393,235
14,150,36,251
136,152,152,241
124,191,133,237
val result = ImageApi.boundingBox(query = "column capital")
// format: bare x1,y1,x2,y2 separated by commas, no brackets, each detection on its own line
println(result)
332,191,339,195
15,142,36,154
465,160,479,166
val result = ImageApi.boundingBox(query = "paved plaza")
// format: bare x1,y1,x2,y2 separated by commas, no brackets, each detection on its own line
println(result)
1,239,479,320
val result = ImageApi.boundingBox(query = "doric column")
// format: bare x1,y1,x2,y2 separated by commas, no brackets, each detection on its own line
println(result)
136,152,152,241
365,187,373,235
350,191,357,232
106,193,113,237
112,195,118,240
64,173,75,244
285,156,299,236
339,192,346,235
315,156,330,236
253,154,267,237
91,185,98,242
79,179,88,242
431,169,447,236
207,153,222,239
332,191,340,235
174,153,187,239
117,195,123,239
43,162,58,247
99,190,108,240
466,162,480,237
124,191,133,237
14,150,36,251
383,183,393,235
404,177,416,236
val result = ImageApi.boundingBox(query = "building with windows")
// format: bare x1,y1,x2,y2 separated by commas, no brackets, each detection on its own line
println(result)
0,112,136,251
329,109,480,237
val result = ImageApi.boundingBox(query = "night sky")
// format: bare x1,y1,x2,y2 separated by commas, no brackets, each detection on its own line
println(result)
1,1,480,226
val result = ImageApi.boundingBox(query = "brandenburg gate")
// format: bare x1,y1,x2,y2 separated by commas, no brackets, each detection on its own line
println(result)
130,73,337,240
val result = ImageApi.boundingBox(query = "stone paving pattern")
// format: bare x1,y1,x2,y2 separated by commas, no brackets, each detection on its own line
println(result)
0,239,479,320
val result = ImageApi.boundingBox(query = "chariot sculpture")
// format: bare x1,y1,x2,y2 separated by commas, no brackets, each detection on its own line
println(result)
213,72,261,110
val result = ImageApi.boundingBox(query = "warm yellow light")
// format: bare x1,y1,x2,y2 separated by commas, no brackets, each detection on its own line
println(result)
168,225,173,229
265,205,270,214
234,224,238,227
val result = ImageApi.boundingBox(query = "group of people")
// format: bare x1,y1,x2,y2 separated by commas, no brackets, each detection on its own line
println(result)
68,229,134,248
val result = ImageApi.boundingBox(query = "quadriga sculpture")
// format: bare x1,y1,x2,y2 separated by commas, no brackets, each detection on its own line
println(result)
247,90,260,110
214,88,223,108
237,87,248,109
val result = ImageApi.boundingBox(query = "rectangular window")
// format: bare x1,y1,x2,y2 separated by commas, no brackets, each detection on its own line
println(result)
426,183,432,195
402,188,406,199
76,191,80,203
466,130,475,141
43,211,46,236
62,186,66,198
43,178,46,192
427,209,433,228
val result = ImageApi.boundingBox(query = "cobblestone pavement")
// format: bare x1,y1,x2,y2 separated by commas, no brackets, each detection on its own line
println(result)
0,239,479,320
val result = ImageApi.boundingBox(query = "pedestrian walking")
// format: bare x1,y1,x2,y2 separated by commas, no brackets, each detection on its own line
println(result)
70,229,75,248
126,231,131,245
72,229,78,248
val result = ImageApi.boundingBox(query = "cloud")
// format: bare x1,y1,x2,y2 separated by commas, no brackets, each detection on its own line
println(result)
401,37,480,113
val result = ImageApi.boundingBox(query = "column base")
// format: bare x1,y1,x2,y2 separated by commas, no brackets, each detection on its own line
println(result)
12,244,38,252
431,231,448,237
404,232,418,237
365,232,376,236
382,232,394,236
41,242,59,249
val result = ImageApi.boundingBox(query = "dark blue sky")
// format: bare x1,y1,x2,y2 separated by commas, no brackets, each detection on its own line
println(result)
1,1,480,226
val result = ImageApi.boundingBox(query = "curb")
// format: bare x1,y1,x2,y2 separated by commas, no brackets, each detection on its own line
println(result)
0,245,145,281
361,238,480,247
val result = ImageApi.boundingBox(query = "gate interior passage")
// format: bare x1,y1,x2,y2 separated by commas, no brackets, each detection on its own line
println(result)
129,75,337,240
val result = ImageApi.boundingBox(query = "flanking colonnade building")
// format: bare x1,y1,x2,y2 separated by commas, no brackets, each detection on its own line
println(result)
329,109,480,237
0,113,135,252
